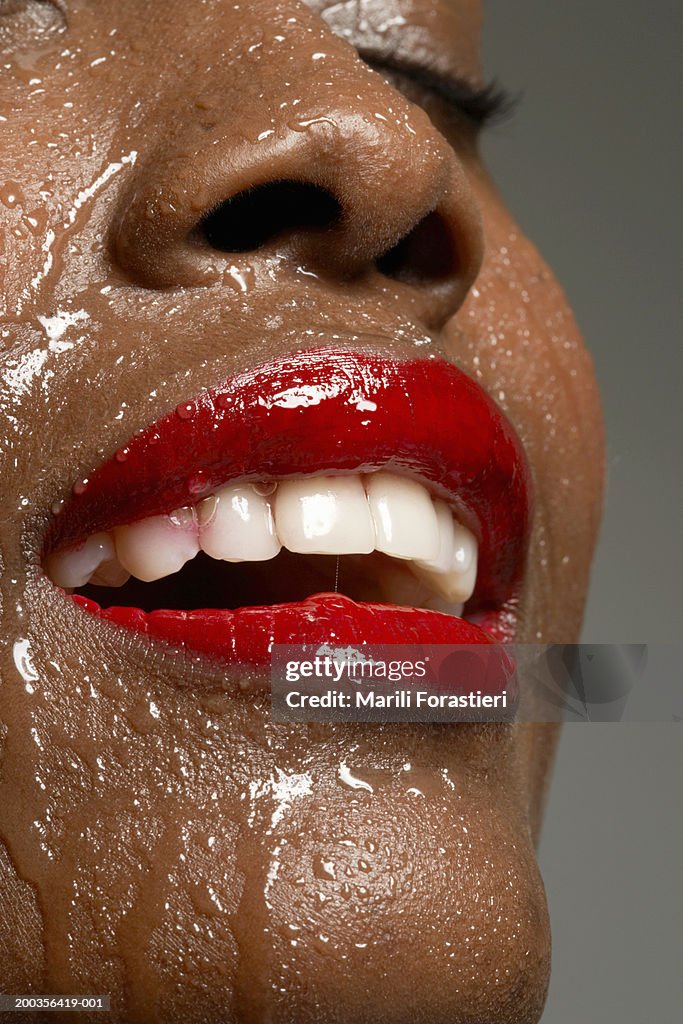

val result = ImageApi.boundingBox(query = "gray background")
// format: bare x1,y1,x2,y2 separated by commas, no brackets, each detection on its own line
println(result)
481,3,682,1021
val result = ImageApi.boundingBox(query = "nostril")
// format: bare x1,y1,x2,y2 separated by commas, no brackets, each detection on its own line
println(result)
198,179,342,254
376,210,458,285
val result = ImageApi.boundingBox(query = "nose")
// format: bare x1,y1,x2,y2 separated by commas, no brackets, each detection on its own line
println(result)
112,26,483,329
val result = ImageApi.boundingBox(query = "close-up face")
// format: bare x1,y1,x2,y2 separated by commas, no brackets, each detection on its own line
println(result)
1,1,605,1021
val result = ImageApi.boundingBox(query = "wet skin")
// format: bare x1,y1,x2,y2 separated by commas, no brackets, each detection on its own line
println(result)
0,1,604,1022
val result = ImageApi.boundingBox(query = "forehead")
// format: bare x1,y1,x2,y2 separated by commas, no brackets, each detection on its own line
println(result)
306,0,483,79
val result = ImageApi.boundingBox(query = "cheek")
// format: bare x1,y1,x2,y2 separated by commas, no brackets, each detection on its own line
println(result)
446,171,605,640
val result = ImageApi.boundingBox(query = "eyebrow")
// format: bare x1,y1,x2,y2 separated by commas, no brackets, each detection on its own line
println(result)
363,56,515,128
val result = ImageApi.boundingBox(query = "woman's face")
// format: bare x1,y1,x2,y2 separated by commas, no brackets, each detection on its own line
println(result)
1,1,604,1020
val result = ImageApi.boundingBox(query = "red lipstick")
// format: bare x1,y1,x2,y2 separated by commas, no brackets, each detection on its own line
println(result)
47,349,532,663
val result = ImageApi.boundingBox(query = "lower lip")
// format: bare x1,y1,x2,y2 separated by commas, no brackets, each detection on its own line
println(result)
72,592,496,664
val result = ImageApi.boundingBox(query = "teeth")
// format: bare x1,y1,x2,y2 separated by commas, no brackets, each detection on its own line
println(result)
114,509,199,582
411,501,478,604
374,560,435,608
89,559,131,588
275,476,374,555
45,531,118,589
365,471,439,561
414,500,457,573
199,483,280,561
422,597,465,617
46,471,479,608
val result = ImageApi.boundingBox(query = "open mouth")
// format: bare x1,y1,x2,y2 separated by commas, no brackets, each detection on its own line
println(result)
42,349,532,665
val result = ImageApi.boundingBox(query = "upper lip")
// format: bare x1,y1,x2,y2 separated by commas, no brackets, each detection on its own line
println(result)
44,346,532,620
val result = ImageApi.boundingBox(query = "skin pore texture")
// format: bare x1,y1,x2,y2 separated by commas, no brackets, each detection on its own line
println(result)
0,0,604,1021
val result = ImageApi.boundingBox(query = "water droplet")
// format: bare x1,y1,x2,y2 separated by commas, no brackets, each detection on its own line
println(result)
338,761,374,793
73,478,89,496
22,208,47,235
313,856,336,881
246,29,264,56
288,115,337,133
252,480,277,496
13,638,38,692
115,446,129,463
224,264,253,294
168,506,196,528
216,393,233,410
188,470,210,497
197,493,218,527
51,499,65,516
176,400,197,420
0,181,23,208
149,432,160,445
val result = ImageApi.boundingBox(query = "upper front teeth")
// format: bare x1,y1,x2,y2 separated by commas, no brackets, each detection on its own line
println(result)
275,475,375,555
199,482,281,562
365,471,439,561
45,471,479,604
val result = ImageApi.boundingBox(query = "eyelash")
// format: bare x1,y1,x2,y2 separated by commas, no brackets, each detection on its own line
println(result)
365,57,516,130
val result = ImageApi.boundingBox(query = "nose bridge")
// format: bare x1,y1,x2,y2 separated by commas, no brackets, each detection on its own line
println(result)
112,4,483,322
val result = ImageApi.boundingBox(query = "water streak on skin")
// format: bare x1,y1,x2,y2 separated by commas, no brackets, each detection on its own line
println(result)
232,813,276,1022
115,820,185,1022
0,664,141,1004
28,152,138,301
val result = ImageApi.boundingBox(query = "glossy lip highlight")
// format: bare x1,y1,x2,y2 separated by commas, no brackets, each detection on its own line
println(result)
44,348,533,662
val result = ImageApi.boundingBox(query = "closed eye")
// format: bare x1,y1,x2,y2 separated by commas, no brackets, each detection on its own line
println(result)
363,55,515,129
